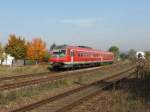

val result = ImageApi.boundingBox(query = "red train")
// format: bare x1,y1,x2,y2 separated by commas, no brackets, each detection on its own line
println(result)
49,45,114,69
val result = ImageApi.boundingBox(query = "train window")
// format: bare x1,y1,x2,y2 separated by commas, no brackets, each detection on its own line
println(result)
79,53,82,57
70,51,74,57
82,53,84,57
87,53,89,57
81,53,82,57
83,53,85,57
82,53,85,57
78,53,80,57
53,50,66,58
78,52,82,57
81,53,83,57
92,54,94,57
86,53,88,57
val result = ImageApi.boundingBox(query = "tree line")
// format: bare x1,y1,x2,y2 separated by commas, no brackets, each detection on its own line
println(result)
0,35,49,62
1,34,146,62
109,46,150,62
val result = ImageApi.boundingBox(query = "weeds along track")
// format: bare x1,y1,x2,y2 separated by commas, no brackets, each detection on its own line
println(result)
0,71,52,81
0,63,118,81
11,65,136,112
0,63,131,91
0,62,127,82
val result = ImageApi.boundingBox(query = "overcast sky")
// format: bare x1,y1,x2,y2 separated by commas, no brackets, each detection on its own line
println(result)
0,0,150,51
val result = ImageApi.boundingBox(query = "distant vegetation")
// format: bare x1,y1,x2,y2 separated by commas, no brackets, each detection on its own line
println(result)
5,35,27,59
108,46,139,62
145,51,150,60
109,46,120,61
127,49,137,62
0,43,4,60
0,34,49,62
0,34,146,64
26,38,46,60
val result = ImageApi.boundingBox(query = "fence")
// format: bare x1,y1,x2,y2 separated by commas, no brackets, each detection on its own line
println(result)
0,59,48,67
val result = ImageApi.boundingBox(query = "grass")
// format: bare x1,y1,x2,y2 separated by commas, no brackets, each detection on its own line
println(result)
0,62,132,110
108,91,147,112
0,61,130,77
0,71,105,106
0,65,49,77
0,79,74,105
108,77,150,112
69,71,150,112
111,74,150,112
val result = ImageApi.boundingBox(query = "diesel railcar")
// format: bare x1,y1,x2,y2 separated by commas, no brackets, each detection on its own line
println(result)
49,45,114,69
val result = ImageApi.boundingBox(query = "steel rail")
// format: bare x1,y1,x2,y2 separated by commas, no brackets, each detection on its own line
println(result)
56,71,135,112
0,62,126,82
0,63,131,91
11,65,136,112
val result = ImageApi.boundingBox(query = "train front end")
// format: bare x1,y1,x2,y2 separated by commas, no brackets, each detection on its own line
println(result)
49,49,68,69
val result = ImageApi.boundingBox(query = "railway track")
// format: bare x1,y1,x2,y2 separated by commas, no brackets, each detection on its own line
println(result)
0,62,128,82
0,71,52,81
11,65,136,112
0,63,130,91
0,63,119,81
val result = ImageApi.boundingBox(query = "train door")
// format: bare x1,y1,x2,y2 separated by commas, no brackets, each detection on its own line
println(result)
70,49,74,64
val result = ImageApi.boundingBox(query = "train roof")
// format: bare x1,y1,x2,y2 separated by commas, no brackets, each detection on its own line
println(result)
54,45,113,54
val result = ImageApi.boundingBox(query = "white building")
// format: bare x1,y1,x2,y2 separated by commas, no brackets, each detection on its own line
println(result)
0,53,14,66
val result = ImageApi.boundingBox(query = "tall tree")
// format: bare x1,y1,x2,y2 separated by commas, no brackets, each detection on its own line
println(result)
27,38,46,60
0,43,4,59
5,35,27,59
108,46,119,61
145,51,150,60
44,51,51,62
128,49,136,61
50,43,56,50
119,52,127,60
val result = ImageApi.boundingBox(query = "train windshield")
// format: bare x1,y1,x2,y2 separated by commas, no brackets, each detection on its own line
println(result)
52,50,66,58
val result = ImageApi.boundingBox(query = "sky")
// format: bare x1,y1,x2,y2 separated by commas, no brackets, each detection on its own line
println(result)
0,0,150,51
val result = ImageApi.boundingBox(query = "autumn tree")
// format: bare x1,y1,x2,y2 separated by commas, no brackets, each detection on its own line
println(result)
27,38,46,61
5,35,27,59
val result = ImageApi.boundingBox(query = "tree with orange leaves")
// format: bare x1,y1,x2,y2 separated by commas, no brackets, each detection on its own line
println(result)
27,38,46,61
